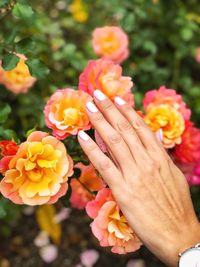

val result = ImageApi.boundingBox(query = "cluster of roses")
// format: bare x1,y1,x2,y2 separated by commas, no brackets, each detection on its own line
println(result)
0,26,200,255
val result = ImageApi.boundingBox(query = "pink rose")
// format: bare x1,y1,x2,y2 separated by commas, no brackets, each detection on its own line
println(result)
86,188,142,254
79,58,134,105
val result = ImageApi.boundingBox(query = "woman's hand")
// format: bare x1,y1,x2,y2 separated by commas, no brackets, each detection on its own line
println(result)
78,90,200,267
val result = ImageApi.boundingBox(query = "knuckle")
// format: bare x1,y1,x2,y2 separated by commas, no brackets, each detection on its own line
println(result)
92,112,104,122
87,143,98,154
108,133,122,144
102,100,114,111
98,158,112,172
123,103,132,113
146,159,160,174
117,120,133,132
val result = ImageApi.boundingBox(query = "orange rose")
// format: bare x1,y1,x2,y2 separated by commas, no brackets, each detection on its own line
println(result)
144,104,185,148
79,58,134,104
0,54,36,94
86,188,142,254
0,131,73,205
92,26,129,64
70,163,105,209
44,88,92,140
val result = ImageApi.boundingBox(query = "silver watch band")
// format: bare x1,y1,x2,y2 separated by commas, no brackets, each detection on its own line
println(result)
179,243,200,267
179,243,200,257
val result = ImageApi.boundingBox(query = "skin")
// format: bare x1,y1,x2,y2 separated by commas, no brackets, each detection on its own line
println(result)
78,90,200,267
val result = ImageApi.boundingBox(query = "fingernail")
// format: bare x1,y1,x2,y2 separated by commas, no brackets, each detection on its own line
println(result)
94,90,106,101
78,130,90,141
86,102,98,113
114,96,126,106
156,129,163,141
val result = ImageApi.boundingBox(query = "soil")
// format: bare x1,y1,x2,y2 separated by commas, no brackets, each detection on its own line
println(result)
0,209,166,267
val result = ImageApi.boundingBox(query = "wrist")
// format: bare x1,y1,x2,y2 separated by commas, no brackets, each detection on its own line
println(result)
169,221,200,267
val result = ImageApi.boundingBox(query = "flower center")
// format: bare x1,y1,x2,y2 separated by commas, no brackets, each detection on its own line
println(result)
63,108,79,125
108,209,133,241
27,168,43,182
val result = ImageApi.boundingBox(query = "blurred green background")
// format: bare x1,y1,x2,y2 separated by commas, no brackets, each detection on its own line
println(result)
0,1,200,266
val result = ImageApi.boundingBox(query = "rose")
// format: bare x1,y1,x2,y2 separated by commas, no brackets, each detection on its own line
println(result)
92,26,129,64
0,54,36,94
78,58,134,105
86,188,142,254
0,131,73,205
144,104,185,148
44,88,92,140
70,163,105,209
143,85,191,121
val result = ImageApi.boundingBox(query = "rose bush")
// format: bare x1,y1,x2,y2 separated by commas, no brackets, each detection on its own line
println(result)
0,1,200,265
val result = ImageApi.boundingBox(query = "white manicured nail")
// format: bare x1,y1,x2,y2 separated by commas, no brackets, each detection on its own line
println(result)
114,96,126,105
78,131,90,141
156,129,163,141
94,89,106,101
86,102,98,113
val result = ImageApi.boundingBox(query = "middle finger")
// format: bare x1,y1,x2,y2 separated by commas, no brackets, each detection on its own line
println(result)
93,89,150,167
86,101,135,176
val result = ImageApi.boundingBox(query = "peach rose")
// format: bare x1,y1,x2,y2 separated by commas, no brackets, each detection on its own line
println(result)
86,188,142,254
0,131,73,205
92,26,129,64
70,163,105,209
44,89,92,140
79,58,134,104
0,54,36,94
143,86,191,120
144,104,185,148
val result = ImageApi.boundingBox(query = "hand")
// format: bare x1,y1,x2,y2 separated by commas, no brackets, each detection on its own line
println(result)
78,90,200,267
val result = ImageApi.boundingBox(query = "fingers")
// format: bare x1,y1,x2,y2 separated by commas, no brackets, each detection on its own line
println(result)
93,90,150,167
114,96,168,158
85,101,135,175
78,130,123,189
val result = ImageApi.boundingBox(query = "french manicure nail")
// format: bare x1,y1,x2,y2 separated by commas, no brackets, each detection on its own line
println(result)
94,89,106,101
114,96,126,106
78,130,90,141
86,102,98,113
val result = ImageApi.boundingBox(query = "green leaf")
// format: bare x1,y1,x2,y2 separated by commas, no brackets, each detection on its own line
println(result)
0,103,11,124
26,59,50,78
0,129,17,140
26,126,37,138
12,3,34,19
4,29,18,45
2,54,19,71
15,38,35,54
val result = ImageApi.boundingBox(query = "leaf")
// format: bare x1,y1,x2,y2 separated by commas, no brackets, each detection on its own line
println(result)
0,103,11,124
26,59,50,78
12,3,34,19
15,38,36,54
4,29,18,45
36,205,61,245
0,128,17,140
26,126,37,138
2,54,19,71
